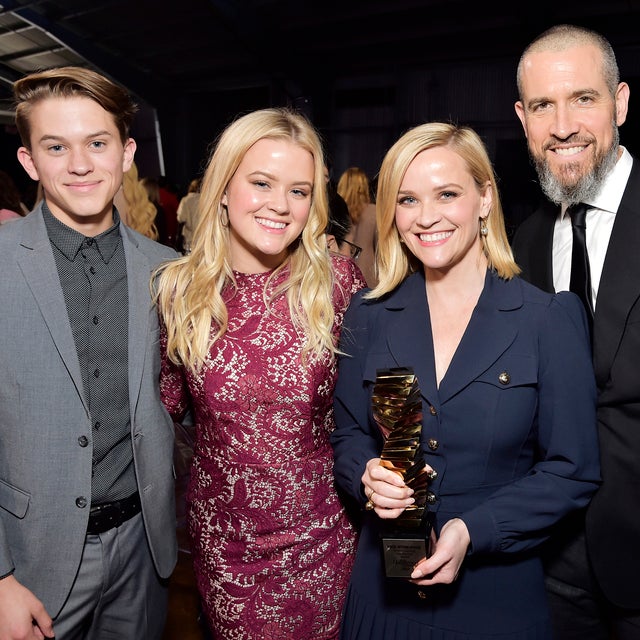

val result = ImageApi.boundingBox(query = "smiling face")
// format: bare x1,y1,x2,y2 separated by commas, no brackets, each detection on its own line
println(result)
222,137,315,273
17,96,135,235
515,43,628,203
395,145,491,277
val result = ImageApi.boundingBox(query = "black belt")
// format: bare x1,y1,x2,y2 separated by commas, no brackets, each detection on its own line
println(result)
87,491,142,535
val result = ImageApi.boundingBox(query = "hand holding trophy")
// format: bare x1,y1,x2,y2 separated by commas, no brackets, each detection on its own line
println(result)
372,367,433,578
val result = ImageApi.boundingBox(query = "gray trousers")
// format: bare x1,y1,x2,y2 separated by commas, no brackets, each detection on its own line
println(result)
52,513,169,640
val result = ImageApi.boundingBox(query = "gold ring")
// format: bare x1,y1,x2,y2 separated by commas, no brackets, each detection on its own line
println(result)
365,499,375,511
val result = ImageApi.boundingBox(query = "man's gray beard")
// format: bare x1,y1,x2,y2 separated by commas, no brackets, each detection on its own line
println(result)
532,126,620,206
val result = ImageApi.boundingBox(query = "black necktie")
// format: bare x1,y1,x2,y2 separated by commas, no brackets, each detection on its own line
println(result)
568,203,594,329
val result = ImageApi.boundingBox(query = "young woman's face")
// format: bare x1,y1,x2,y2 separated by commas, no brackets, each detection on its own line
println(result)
395,145,491,277
223,138,315,273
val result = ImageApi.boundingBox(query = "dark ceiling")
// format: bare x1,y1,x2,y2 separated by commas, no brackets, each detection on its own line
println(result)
2,0,640,109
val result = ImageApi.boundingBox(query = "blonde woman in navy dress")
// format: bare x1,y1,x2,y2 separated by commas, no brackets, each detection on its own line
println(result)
156,108,365,639
331,122,600,639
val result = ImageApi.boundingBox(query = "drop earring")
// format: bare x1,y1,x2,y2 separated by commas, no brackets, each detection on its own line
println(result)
221,205,229,228
480,220,488,237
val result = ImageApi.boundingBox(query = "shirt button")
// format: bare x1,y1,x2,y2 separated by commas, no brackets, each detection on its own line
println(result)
89,266,96,274
93,369,100,378
417,590,427,599
93,316,99,325
94,421,101,430
428,438,439,451
76,496,88,508
86,238,94,246
77,435,89,447
429,405,437,416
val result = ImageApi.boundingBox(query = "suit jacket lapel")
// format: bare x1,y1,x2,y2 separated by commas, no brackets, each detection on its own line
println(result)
593,160,640,384
121,225,150,417
16,207,87,409
527,200,556,292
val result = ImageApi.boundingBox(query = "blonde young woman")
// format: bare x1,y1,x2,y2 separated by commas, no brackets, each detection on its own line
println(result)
331,123,600,639
337,166,378,287
155,107,365,640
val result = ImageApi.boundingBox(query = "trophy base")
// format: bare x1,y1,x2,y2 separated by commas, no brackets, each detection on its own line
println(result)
381,521,432,578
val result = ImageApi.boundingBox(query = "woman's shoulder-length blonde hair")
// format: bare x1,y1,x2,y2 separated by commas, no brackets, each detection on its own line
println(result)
155,107,335,374
121,161,158,240
337,166,371,224
369,121,520,299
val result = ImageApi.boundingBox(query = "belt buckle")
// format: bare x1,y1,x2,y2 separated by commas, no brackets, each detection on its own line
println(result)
89,501,122,533
99,502,121,523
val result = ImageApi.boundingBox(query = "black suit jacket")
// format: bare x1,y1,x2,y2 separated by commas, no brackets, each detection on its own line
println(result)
512,158,640,609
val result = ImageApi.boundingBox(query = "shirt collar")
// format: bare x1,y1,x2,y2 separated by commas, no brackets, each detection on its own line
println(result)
561,146,633,220
42,201,122,263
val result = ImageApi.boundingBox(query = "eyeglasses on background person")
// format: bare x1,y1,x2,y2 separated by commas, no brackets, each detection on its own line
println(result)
326,235,362,260
342,239,362,259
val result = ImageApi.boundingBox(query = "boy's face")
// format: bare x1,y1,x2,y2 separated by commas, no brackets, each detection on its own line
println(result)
17,95,135,234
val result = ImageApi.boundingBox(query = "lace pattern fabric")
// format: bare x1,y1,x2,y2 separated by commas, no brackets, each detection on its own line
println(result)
161,255,366,639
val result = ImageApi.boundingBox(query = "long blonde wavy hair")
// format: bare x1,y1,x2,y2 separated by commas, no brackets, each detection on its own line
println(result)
336,166,372,224
120,162,158,239
370,122,519,299
155,107,334,374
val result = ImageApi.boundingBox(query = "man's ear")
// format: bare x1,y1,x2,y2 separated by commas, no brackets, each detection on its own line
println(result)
17,147,40,181
122,138,136,172
514,101,529,139
615,82,630,127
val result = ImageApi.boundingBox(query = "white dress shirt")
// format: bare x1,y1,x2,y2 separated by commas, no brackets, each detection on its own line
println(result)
553,147,633,309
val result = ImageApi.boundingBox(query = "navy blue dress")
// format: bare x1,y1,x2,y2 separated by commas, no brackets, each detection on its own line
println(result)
331,270,600,639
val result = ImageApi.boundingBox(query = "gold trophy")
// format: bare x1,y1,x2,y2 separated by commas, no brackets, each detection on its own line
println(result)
372,367,432,578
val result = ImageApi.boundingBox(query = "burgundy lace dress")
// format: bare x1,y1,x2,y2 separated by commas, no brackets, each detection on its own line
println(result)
161,255,366,639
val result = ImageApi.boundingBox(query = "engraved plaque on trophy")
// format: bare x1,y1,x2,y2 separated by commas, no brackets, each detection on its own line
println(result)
372,367,432,578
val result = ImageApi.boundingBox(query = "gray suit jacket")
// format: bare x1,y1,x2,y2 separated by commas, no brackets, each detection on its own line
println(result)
0,204,178,617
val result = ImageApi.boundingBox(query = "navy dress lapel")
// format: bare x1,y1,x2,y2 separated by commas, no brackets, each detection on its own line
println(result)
437,271,520,404
383,270,521,408
385,272,439,408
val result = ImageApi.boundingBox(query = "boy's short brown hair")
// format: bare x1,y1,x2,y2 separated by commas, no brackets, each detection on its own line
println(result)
13,66,138,149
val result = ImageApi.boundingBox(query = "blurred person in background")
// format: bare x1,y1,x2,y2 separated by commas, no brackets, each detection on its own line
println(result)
114,161,159,240
337,166,378,287
141,175,170,247
176,176,202,253
0,169,27,223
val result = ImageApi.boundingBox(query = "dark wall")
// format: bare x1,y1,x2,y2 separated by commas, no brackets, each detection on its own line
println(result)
4,32,639,227
1,123,38,208
155,86,272,196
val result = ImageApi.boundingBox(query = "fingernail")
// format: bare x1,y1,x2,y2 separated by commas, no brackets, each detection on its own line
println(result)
411,569,422,579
